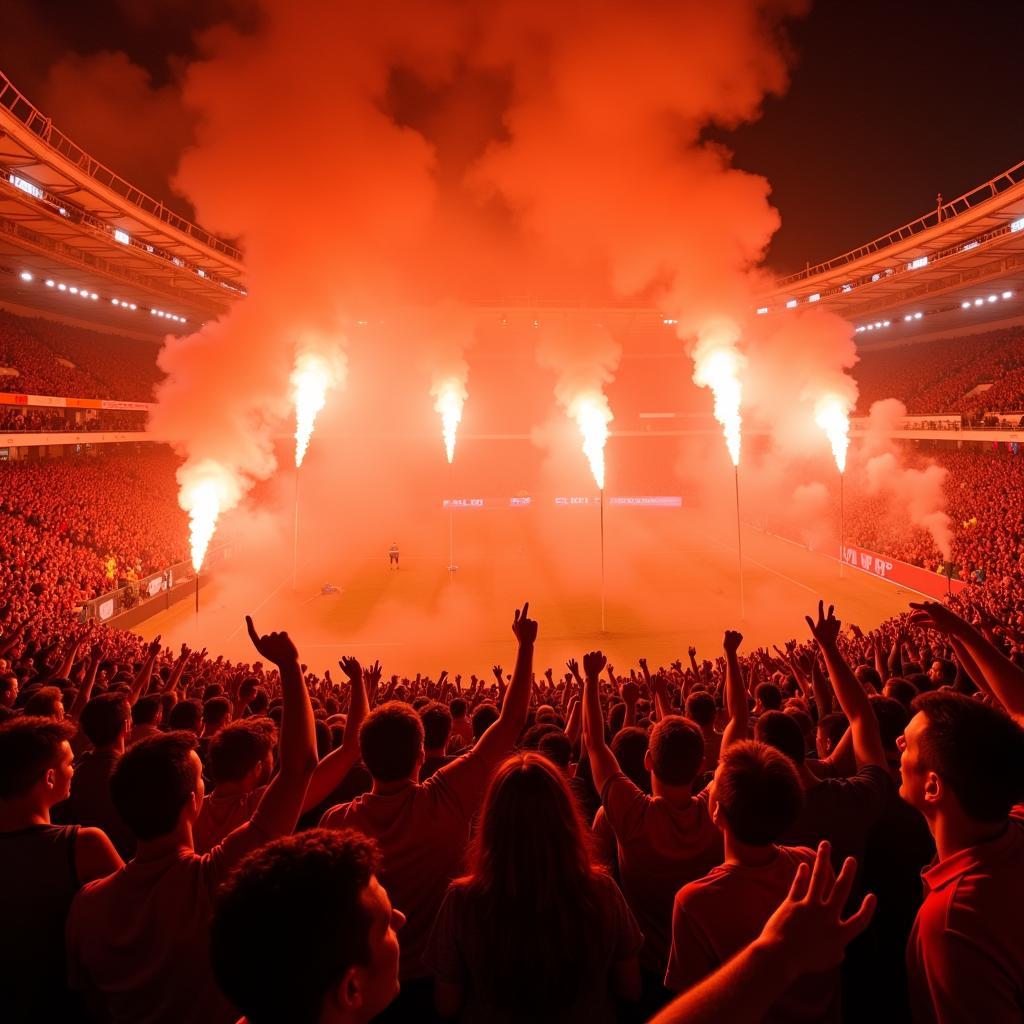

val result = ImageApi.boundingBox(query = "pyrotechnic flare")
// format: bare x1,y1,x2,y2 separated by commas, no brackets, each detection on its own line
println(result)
692,342,745,467
433,377,467,464
179,460,240,572
815,394,852,474
291,351,335,468
569,392,613,490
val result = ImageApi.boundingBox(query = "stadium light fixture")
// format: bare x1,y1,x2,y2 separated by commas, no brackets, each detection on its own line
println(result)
988,295,998,303
9,174,43,199
114,229,130,245
871,273,880,282
58,283,66,291
130,304,137,311
842,283,852,293
963,241,979,252
91,293,98,300
907,256,929,271
112,298,119,305
904,314,913,322
962,301,972,309
1003,291,1014,300
1011,217,1024,233
19,271,32,282
975,298,984,306
69,286,78,294
662,317,678,325
756,307,768,315
866,324,874,331
914,312,923,319
883,320,891,327
785,299,797,308
808,293,820,303
45,279,54,287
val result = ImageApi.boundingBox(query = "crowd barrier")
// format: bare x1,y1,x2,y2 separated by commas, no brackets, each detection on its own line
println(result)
837,541,969,599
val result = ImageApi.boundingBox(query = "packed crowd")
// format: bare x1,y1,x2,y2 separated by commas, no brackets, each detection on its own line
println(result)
1,585,1022,1024
0,310,161,403
854,326,1024,416
0,406,148,433
0,450,188,627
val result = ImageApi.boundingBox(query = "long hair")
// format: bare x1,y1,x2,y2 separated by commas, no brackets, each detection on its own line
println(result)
457,752,605,1016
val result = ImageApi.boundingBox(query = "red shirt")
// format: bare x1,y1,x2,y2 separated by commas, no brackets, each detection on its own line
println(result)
665,845,840,1022
600,773,722,973
907,814,1024,1023
320,749,494,981
193,787,264,854
66,822,269,1024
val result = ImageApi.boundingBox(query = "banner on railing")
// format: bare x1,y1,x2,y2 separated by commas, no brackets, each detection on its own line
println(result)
838,542,969,599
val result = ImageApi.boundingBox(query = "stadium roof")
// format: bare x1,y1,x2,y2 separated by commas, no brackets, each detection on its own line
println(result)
757,158,1024,344
0,69,245,337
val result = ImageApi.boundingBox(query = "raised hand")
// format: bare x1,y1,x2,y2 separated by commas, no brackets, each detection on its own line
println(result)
687,646,697,660
583,650,607,680
492,664,504,684
364,659,382,690
148,634,162,657
806,600,841,648
759,841,876,977
908,601,971,637
245,616,298,666
512,602,538,645
724,629,743,655
338,656,362,683
621,679,639,705
566,658,582,684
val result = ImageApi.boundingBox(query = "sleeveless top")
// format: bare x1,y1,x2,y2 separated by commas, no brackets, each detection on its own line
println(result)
0,823,81,1022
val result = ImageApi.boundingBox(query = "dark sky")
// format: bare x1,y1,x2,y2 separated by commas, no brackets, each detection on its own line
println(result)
3,0,1022,276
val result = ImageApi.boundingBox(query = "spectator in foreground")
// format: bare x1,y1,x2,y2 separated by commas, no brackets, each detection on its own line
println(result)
211,829,404,1024
0,717,122,1020
426,752,642,1021
65,617,318,1024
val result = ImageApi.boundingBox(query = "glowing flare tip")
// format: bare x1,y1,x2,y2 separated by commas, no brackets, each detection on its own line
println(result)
291,352,333,468
183,480,222,573
815,395,851,474
433,380,466,464
693,347,743,467
570,394,612,490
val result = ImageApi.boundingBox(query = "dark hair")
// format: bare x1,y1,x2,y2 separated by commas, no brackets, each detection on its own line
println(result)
784,706,814,751
457,754,605,1014
0,717,76,798
522,722,560,750
755,710,806,766
755,683,782,711
110,731,199,840
80,694,130,748
211,829,381,1024
359,702,424,782
913,692,1024,822
167,698,202,732
537,730,572,769
419,702,452,751
607,702,627,736
450,698,467,718
471,702,499,740
249,689,270,715
884,678,918,713
715,741,804,844
132,694,163,727
203,696,233,730
817,712,849,751
869,695,909,753
610,726,650,792
208,719,276,785
855,664,882,692
685,691,716,728
648,716,704,786
23,686,63,719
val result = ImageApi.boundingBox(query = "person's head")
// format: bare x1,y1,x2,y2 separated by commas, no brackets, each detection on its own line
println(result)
238,677,259,704
0,717,76,809
167,698,202,732
207,718,277,789
607,701,627,735
418,702,452,754
869,695,909,757
110,731,202,841
928,658,956,688
754,682,782,713
80,693,131,749
23,686,64,720
816,712,849,758
471,702,499,740
783,706,815,753
711,741,804,845
211,830,402,1024
0,672,18,708
610,725,650,792
755,710,806,766
646,716,704,788
537,730,572,771
449,697,467,720
249,688,270,715
684,691,716,729
854,664,882,693
203,696,232,734
359,702,424,783
521,722,560,750
132,693,163,729
883,677,918,713
898,692,1024,826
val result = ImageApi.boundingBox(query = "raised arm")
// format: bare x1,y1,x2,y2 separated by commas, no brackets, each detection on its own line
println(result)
806,603,886,769
909,601,1024,722
302,655,370,812
129,636,162,704
582,649,619,793
68,644,102,722
720,630,748,752
470,604,536,763
246,616,317,838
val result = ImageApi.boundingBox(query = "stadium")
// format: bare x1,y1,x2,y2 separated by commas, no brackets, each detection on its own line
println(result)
2,5,1023,1024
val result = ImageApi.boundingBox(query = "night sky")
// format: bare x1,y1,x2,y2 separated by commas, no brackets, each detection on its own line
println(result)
3,0,1022,276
